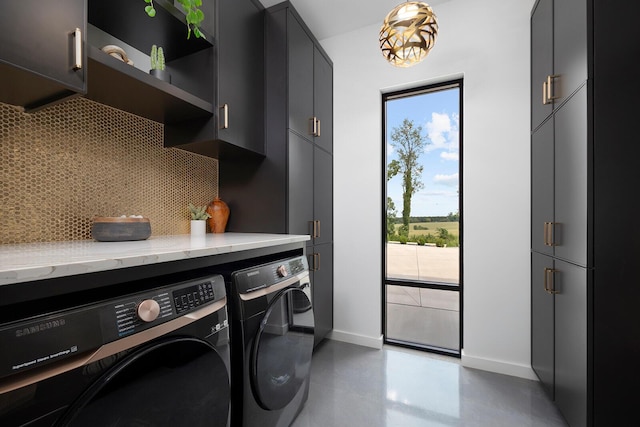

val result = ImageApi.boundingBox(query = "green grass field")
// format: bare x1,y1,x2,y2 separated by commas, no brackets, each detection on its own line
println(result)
395,221,459,237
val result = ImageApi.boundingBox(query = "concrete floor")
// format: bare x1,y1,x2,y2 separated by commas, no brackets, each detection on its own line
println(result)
292,340,567,427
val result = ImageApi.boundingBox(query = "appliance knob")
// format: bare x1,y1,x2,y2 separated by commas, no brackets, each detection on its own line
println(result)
276,264,288,278
137,299,160,322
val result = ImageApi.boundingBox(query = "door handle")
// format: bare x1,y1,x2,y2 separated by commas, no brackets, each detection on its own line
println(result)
547,75,560,102
544,267,559,294
220,104,229,129
543,222,555,246
73,28,82,70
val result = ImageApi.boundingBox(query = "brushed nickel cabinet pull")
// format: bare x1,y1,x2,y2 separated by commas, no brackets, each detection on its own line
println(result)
315,252,321,271
542,81,548,105
315,220,320,238
316,118,321,137
544,222,555,247
220,104,229,129
544,267,559,294
73,28,82,70
547,75,560,101
309,117,316,136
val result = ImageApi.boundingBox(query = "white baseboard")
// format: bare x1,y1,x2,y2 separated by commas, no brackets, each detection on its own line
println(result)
461,350,538,380
327,329,384,349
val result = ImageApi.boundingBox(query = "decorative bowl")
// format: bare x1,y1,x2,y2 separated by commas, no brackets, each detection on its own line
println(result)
91,216,151,242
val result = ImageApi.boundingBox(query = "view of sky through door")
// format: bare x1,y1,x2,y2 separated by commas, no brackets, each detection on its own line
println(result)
384,81,462,353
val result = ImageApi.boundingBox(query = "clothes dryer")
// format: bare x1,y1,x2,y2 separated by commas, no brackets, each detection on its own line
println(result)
225,255,314,427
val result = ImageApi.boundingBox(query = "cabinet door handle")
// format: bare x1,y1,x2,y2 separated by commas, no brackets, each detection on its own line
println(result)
542,81,548,105
73,28,82,70
316,118,321,137
544,267,559,294
220,104,229,129
315,220,320,239
547,75,560,102
309,117,316,136
544,222,555,246
314,252,321,271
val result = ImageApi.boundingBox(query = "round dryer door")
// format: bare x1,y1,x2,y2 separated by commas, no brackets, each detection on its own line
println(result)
56,337,230,427
251,287,314,410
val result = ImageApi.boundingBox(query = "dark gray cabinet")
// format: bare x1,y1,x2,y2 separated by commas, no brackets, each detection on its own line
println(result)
531,1,640,425
0,0,87,110
164,0,265,157
531,253,587,427
531,0,586,131
220,1,333,347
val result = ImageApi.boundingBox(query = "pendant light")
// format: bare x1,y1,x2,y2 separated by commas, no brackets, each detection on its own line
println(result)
379,1,439,67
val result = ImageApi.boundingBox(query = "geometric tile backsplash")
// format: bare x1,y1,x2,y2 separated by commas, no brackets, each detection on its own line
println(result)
0,98,218,244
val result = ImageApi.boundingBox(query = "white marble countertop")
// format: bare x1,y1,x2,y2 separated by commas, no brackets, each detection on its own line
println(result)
0,233,310,286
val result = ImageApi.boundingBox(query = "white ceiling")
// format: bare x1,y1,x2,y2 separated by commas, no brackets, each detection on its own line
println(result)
258,0,452,41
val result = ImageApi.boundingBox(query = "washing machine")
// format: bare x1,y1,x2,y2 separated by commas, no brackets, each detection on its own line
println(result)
0,273,231,427
225,255,314,427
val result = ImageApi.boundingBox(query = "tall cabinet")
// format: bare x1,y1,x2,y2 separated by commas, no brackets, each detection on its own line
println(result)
220,1,333,347
530,1,640,425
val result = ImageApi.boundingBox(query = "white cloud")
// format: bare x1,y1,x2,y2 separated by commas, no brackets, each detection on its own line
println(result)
433,173,459,187
424,112,460,154
387,143,394,155
440,151,459,161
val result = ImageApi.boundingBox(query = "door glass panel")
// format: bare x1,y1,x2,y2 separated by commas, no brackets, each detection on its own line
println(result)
252,288,314,410
383,81,462,354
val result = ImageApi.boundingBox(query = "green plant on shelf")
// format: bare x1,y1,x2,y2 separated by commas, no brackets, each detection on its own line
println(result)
144,0,206,40
188,203,211,220
150,45,166,71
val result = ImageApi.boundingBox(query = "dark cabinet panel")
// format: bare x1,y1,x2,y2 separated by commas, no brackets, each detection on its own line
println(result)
287,12,314,139
553,0,587,102
288,132,314,237
216,0,264,154
531,252,554,398
0,0,86,110
311,242,333,347
313,147,333,246
554,260,587,427
313,47,333,154
157,0,266,158
530,0,552,131
531,118,554,256
553,85,587,267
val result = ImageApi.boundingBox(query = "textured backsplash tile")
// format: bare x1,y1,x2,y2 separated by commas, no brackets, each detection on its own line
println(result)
0,98,218,244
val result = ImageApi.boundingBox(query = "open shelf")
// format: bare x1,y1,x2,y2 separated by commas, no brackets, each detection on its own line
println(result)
86,46,213,123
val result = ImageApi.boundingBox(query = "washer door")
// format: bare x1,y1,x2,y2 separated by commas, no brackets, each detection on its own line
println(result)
251,287,314,410
56,337,230,427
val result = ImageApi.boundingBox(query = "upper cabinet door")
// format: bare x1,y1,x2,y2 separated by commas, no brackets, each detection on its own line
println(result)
287,12,314,139
217,0,265,154
313,47,333,154
554,0,587,104
0,0,86,110
531,0,553,131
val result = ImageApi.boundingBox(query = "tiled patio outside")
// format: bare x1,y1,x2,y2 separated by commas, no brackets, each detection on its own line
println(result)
386,243,460,351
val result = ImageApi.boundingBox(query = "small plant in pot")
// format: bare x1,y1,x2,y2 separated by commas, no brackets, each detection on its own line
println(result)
150,44,171,83
188,203,210,236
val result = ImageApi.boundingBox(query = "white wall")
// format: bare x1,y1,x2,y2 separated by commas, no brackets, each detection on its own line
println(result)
320,0,537,379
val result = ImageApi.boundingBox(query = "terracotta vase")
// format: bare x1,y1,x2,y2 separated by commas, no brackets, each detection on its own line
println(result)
207,197,230,233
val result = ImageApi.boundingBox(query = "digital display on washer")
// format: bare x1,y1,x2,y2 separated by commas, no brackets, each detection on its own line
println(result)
173,281,216,314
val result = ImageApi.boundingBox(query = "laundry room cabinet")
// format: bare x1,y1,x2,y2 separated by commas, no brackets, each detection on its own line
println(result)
220,1,333,348
530,1,640,425
0,0,87,110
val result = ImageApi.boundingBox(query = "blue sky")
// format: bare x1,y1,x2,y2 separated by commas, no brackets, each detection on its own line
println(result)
386,87,460,217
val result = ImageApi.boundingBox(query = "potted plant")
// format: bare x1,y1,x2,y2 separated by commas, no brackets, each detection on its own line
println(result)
150,44,171,82
144,0,206,40
188,203,210,236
